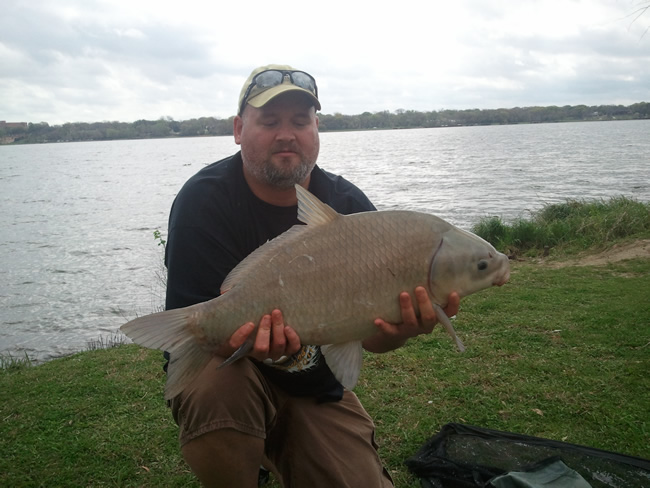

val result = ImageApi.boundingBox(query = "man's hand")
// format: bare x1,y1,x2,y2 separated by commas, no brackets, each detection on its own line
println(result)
215,309,302,362
363,287,460,353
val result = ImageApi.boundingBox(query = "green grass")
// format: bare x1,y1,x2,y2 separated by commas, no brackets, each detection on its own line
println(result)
473,196,650,256
0,351,33,371
359,258,650,485
2,256,648,487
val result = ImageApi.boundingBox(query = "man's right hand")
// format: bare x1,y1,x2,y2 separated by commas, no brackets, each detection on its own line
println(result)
216,309,302,362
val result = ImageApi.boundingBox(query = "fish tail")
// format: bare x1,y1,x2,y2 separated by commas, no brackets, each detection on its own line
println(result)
120,308,192,351
120,305,212,400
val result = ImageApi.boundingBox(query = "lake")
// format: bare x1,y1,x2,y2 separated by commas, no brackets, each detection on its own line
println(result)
1,120,649,362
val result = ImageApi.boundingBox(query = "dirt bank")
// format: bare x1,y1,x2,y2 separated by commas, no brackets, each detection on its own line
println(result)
540,239,650,268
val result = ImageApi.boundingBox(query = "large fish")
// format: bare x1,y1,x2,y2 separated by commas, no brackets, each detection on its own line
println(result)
121,185,510,400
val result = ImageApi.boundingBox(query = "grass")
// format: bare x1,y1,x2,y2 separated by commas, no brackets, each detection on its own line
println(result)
1,346,189,487
85,331,129,351
0,352,33,371
472,196,650,257
360,258,650,484
2,197,649,487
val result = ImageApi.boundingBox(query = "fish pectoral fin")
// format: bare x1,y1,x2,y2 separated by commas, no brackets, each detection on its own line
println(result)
433,304,466,352
217,331,256,369
321,341,363,390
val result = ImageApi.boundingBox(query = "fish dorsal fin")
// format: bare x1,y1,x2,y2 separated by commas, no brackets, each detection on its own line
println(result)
295,184,340,226
321,341,364,390
221,186,336,294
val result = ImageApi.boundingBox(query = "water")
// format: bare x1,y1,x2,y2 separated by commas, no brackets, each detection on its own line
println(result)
320,120,650,226
1,120,649,362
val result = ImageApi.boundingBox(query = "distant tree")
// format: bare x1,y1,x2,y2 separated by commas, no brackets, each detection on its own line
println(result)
628,1,649,38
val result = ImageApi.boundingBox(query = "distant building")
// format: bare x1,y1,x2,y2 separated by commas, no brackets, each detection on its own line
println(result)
0,121,28,144
0,121,28,129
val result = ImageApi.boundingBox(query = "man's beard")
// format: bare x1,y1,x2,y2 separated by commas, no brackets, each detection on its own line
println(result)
244,144,318,190
257,157,315,189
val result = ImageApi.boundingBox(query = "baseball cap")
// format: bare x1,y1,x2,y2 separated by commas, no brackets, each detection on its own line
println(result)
238,64,321,115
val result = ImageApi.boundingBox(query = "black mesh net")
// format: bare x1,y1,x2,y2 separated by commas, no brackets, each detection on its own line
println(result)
405,423,650,488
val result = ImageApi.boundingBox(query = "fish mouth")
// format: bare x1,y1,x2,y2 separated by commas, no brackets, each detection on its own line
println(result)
494,268,510,286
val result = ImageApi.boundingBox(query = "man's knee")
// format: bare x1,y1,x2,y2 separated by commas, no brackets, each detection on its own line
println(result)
170,358,276,446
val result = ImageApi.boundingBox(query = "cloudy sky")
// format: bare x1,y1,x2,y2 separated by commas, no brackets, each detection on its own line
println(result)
1,0,649,125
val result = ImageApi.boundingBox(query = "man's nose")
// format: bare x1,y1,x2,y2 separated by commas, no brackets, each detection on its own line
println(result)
274,122,296,140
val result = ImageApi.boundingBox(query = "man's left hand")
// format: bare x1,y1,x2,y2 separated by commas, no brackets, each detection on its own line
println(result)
362,287,460,353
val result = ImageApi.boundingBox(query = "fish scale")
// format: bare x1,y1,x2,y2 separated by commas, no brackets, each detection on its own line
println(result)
243,212,430,343
121,184,510,399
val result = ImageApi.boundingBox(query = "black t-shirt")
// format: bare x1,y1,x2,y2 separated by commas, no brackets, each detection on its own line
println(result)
164,151,376,401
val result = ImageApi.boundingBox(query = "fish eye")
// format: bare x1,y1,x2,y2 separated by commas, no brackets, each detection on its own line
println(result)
477,260,488,271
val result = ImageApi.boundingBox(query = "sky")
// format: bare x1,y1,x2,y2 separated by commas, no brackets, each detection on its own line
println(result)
1,0,649,125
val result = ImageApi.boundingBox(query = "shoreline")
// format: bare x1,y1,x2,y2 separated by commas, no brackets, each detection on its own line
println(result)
3,106,648,145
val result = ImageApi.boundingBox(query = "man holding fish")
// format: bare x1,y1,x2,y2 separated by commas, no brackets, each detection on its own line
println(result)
123,64,510,487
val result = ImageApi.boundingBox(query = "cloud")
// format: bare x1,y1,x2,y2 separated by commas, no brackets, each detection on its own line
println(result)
1,0,648,124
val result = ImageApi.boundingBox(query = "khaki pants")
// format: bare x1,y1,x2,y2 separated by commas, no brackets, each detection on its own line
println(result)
170,357,393,488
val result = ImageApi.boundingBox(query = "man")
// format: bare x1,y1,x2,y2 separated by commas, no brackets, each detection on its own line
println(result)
164,64,460,487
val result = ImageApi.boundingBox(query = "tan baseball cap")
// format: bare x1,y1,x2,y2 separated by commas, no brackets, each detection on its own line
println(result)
237,64,321,115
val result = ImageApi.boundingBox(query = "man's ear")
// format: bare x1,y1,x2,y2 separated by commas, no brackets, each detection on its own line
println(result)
233,115,243,144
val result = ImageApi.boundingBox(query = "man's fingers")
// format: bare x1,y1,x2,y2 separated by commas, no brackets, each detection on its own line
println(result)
253,314,272,357
399,291,417,325
230,322,256,348
373,317,396,335
415,286,437,330
249,310,299,361
269,309,287,356
215,321,255,358
444,292,460,317
284,326,302,355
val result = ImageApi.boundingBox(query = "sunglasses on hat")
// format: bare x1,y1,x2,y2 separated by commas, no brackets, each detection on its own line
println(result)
239,69,318,115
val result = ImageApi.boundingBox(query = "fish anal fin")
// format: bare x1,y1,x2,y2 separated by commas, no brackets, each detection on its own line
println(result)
433,304,466,352
164,340,213,400
321,341,363,390
295,184,340,226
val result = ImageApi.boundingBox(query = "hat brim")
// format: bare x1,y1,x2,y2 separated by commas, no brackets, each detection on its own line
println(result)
246,84,321,112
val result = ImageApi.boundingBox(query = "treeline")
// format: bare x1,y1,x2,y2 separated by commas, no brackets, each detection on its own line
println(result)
319,102,649,131
0,117,234,145
3,102,648,145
